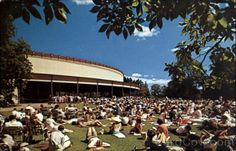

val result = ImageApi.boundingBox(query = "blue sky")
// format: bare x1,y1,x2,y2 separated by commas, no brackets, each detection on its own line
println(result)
14,0,186,86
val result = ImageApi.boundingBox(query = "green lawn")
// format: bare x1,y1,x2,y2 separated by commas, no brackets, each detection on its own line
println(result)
0,103,201,151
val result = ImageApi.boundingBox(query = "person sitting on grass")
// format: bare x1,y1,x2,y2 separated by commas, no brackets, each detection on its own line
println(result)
85,127,110,150
109,116,126,138
64,104,77,119
45,113,61,132
121,112,129,126
156,118,169,139
49,125,71,151
130,118,143,135
152,125,169,145
191,107,202,119
141,109,150,122
4,115,23,128
12,108,25,120
44,114,73,140
133,129,168,151
0,134,30,151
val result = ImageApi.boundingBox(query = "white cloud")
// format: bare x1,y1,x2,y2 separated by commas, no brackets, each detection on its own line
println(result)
131,73,142,77
134,25,159,39
126,74,170,88
71,0,93,5
137,37,147,41
143,78,170,86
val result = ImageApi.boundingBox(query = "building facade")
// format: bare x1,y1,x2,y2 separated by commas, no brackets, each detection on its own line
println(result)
21,52,139,102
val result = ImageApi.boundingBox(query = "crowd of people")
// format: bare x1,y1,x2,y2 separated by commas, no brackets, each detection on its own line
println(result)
0,96,235,150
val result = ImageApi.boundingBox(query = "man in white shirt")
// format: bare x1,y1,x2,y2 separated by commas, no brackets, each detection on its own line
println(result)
45,115,60,131
12,108,25,120
35,111,44,122
49,125,71,151
4,115,23,128
176,125,192,135
121,113,129,126
25,105,36,115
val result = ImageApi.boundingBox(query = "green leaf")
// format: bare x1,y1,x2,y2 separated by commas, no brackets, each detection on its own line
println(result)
123,28,128,39
99,24,110,32
93,0,100,5
136,4,143,17
90,6,101,13
97,9,108,21
114,25,122,35
135,23,142,31
127,25,135,35
212,21,218,29
149,19,156,30
22,8,30,24
156,18,163,29
132,0,139,7
27,6,42,20
106,26,112,39
57,2,71,14
207,13,215,23
218,17,228,28
192,19,197,24
44,5,53,25
143,5,148,13
54,7,67,24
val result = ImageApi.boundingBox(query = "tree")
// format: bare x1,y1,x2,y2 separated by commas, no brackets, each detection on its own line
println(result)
164,50,205,99
91,0,235,98
0,17,32,102
124,77,150,96
136,81,150,97
150,84,161,97
203,47,235,99
0,0,70,102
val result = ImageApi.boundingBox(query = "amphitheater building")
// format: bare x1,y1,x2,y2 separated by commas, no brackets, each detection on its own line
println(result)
21,52,139,102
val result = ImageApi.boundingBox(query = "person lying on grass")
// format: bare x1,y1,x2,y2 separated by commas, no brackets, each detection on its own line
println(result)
85,127,110,150
75,110,105,127
48,125,71,151
67,110,106,128
180,127,234,150
169,125,192,136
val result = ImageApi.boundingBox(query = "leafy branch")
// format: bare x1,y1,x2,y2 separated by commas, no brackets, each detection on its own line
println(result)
200,37,224,66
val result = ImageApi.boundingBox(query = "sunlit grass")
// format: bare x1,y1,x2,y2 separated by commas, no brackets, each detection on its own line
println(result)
0,103,200,151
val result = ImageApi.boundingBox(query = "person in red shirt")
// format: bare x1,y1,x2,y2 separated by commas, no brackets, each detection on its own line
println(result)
156,118,169,139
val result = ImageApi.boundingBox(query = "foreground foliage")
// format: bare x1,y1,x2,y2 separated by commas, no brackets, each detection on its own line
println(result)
0,0,70,101
91,0,236,99
0,17,32,102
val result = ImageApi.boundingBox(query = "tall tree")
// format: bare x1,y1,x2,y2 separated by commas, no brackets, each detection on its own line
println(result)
0,0,70,102
91,0,235,98
150,84,161,97
0,17,32,102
